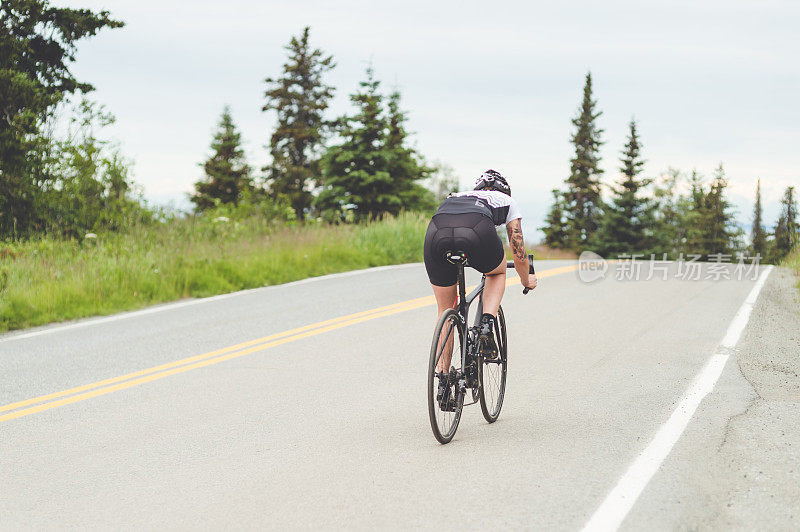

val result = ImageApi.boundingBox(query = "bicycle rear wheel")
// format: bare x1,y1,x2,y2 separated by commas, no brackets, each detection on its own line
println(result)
479,305,507,423
428,308,465,444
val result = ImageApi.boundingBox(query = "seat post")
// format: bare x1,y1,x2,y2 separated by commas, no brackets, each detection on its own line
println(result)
457,263,467,316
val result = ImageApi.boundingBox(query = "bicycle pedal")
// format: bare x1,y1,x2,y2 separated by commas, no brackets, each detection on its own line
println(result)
442,397,457,412
479,339,498,359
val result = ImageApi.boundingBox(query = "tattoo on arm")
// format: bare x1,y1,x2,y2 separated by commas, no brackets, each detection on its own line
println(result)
507,219,525,261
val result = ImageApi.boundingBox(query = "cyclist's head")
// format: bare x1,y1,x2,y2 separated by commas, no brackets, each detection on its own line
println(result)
474,169,511,197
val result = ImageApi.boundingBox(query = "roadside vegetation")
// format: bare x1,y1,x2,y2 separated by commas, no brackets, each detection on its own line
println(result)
540,74,798,262
1,1,797,332
0,4,445,332
0,213,427,332
783,244,800,295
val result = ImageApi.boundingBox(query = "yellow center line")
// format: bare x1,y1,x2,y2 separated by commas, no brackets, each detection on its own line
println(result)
0,263,578,424
0,297,432,415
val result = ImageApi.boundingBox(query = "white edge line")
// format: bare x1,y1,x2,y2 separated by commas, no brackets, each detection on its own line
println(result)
0,262,422,343
582,264,774,532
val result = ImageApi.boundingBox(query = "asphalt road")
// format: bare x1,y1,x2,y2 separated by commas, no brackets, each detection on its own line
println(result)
1,260,797,530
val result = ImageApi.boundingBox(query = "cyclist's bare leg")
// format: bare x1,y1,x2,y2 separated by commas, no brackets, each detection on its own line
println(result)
482,260,507,317
432,283,457,372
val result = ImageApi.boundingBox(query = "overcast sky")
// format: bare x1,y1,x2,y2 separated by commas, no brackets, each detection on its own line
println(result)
61,0,799,236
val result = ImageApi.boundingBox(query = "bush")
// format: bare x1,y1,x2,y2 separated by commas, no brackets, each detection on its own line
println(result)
0,212,429,332
782,244,800,295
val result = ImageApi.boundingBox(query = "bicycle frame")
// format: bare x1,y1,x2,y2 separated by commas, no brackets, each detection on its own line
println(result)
429,254,531,441
453,261,489,373
452,258,515,369
455,262,485,325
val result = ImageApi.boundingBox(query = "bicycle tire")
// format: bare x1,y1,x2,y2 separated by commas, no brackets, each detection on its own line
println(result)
479,305,507,423
428,308,465,444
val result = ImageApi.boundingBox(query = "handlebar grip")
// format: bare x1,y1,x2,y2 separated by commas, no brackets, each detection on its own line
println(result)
506,254,537,272
507,254,535,294
525,254,536,294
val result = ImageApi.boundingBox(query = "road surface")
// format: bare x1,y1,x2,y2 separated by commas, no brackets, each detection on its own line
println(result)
1,260,798,530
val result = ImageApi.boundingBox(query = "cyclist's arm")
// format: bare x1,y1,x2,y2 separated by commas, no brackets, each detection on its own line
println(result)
506,218,536,289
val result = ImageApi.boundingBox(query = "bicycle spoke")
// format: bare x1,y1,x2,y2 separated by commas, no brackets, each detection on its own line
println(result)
479,306,507,423
434,321,455,368
428,309,464,443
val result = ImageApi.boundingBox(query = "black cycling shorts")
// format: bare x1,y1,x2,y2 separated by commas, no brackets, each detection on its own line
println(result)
423,212,504,287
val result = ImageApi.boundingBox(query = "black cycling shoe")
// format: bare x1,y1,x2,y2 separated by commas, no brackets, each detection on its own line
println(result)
436,368,458,412
436,372,448,401
478,313,499,359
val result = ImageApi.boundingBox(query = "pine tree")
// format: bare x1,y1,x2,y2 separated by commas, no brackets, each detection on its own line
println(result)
563,72,604,251
681,170,708,255
191,107,252,211
770,186,799,262
386,91,406,153
541,189,569,249
0,0,123,237
317,68,425,221
751,179,767,259
590,119,657,256
702,164,739,255
263,27,335,219
384,90,434,211
652,168,683,257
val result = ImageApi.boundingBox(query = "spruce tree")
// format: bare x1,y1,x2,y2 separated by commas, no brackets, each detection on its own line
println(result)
681,170,708,255
702,164,739,255
541,189,569,249
384,90,434,211
386,91,406,153
652,168,683,257
751,179,767,259
563,72,604,251
770,186,799,262
317,68,423,221
191,107,252,211
263,27,335,219
590,119,656,256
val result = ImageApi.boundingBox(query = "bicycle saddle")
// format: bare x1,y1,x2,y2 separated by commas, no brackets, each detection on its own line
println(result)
445,251,469,265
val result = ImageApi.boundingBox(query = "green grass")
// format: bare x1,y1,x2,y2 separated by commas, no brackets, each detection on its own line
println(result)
782,243,800,294
0,213,429,332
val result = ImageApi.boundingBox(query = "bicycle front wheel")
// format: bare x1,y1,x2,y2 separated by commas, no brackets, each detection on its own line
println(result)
479,305,507,423
428,308,465,444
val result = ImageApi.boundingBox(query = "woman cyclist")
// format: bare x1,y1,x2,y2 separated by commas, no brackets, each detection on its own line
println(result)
423,169,537,373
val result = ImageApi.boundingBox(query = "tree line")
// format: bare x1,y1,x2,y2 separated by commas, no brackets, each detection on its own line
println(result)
0,3,439,241
0,0,149,239
3,1,797,260
191,28,434,222
541,73,798,263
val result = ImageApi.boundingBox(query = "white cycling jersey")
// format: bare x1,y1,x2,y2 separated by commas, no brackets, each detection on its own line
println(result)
447,190,522,228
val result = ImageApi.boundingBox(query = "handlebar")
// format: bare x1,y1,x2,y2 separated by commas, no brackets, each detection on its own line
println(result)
506,254,536,294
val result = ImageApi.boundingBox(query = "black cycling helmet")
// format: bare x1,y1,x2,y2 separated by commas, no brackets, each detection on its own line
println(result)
474,169,511,196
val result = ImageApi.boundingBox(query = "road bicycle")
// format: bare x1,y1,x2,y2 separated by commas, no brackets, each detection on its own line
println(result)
427,252,534,444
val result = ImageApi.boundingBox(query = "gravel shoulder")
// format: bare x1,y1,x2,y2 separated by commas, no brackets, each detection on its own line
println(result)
626,267,800,530
724,267,800,529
